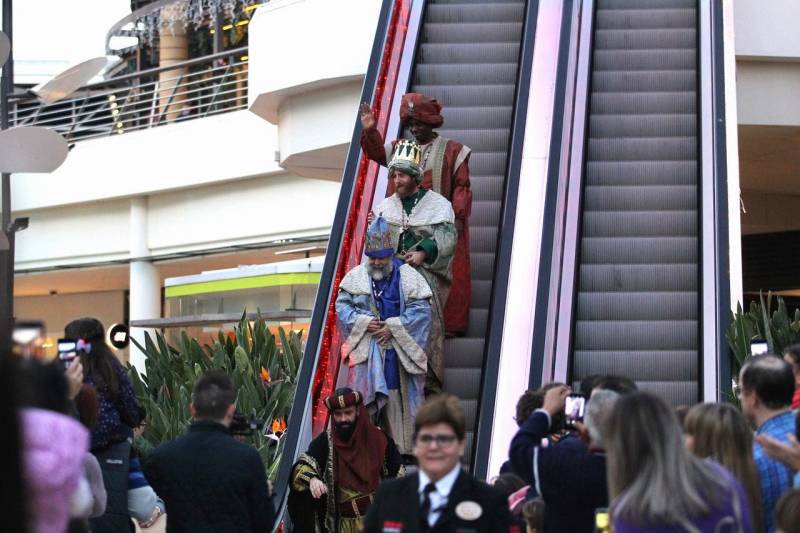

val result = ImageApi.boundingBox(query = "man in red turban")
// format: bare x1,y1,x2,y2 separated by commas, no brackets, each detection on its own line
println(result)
289,388,404,533
360,93,472,337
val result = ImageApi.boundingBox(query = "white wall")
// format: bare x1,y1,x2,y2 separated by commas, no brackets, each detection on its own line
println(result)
734,0,800,60
15,290,126,341
10,110,282,212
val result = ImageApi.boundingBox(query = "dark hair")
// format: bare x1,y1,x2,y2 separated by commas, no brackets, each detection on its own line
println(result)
580,374,604,397
414,394,465,441
15,359,70,414
522,498,545,532
75,384,99,431
739,355,795,409
594,375,638,395
784,344,800,368
1,358,27,532
515,390,543,426
492,473,526,499
136,405,147,428
192,369,235,421
774,489,800,533
65,318,121,401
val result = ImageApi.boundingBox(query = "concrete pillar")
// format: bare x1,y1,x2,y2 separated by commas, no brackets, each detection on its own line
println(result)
129,198,160,374
158,7,189,123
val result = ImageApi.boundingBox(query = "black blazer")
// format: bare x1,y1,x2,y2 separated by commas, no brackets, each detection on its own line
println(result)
364,469,511,533
144,421,274,533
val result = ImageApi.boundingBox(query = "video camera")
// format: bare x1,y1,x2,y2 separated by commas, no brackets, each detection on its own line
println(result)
230,412,265,437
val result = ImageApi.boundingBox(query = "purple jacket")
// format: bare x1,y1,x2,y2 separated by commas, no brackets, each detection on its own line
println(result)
20,407,90,533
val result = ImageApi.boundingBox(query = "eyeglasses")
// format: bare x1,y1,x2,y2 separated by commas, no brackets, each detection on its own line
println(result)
416,434,458,447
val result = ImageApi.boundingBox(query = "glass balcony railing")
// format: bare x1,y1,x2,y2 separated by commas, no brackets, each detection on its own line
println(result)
11,46,249,143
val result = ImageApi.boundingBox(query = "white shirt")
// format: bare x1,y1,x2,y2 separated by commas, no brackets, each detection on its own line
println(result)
417,463,462,527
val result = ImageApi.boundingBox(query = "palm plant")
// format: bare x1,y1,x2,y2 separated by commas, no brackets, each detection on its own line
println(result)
127,313,302,478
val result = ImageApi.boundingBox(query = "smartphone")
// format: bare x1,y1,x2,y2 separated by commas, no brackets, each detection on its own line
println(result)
750,339,768,356
58,338,78,368
565,393,586,425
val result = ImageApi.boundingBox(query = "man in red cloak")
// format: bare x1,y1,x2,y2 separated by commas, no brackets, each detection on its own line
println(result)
360,94,472,336
289,388,404,533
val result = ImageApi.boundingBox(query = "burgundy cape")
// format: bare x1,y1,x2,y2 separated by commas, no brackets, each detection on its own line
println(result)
361,127,472,334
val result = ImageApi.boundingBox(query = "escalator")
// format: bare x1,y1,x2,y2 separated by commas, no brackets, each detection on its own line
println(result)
415,0,526,461
273,0,538,521
535,0,732,406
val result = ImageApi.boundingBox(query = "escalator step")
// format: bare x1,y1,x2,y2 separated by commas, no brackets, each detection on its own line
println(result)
583,210,697,237
636,381,698,407
427,3,525,24
412,84,516,106
580,264,698,292
437,128,511,152
467,308,489,337
420,42,521,64
587,137,697,161
583,185,697,211
444,369,482,403
593,49,696,71
415,63,519,85
586,160,696,186
469,199,501,227
599,0,697,9
581,236,697,264
592,70,696,93
471,279,493,309
422,22,524,44
573,350,699,380
441,106,514,129
595,9,696,30
470,252,496,281
470,225,499,254
469,152,509,175
470,174,505,201
591,92,696,114
574,320,698,351
594,28,696,50
590,113,696,137
445,337,486,368
576,291,698,321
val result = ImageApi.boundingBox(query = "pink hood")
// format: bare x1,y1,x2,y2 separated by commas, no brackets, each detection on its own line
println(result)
20,407,89,533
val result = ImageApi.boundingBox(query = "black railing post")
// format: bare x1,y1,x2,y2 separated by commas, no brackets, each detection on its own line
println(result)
0,0,14,359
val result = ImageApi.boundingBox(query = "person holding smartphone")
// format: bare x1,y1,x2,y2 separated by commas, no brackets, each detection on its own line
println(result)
509,385,618,532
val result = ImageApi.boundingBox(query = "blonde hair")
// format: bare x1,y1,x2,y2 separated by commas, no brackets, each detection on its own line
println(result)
683,402,762,531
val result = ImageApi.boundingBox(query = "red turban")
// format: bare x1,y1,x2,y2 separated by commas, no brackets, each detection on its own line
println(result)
399,93,444,128
324,390,363,411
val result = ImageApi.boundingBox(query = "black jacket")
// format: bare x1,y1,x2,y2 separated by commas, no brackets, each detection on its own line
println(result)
509,411,607,533
363,469,510,533
144,421,274,533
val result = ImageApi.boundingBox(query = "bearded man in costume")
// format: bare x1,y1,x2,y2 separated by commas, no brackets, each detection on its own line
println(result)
335,215,432,454
360,93,472,337
371,139,456,394
288,389,403,533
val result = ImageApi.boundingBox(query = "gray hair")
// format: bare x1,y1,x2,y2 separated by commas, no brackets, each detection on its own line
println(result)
605,393,726,527
584,389,618,447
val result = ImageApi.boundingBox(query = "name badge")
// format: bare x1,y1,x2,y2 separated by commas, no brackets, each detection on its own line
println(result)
455,501,482,521
382,520,403,533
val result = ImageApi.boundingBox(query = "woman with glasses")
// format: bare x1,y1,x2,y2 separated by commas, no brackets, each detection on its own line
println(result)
364,394,510,533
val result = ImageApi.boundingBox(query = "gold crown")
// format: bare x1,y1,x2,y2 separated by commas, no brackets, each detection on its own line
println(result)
390,139,421,167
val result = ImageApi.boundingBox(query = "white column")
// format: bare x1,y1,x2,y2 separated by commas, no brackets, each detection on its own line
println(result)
129,197,160,373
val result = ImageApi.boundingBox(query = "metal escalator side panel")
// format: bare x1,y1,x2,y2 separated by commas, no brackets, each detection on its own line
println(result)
698,0,734,401
470,0,539,479
271,1,417,527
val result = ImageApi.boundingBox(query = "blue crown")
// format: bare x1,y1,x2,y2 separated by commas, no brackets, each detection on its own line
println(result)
365,216,394,258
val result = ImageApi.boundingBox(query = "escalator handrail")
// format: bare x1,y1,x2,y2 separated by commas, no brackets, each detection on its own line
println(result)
471,0,541,479
271,0,398,521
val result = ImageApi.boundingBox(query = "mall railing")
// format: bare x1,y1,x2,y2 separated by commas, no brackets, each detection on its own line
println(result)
10,46,249,143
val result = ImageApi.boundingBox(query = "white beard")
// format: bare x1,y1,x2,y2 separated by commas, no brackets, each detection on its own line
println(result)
367,261,394,281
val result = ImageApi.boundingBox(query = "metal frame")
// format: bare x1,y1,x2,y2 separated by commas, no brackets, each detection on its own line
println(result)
471,0,539,479
529,0,588,388
699,0,731,401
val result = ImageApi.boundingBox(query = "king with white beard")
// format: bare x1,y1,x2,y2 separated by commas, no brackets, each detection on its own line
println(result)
335,216,432,454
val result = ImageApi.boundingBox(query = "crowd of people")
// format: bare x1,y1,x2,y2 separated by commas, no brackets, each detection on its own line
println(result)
6,90,800,533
